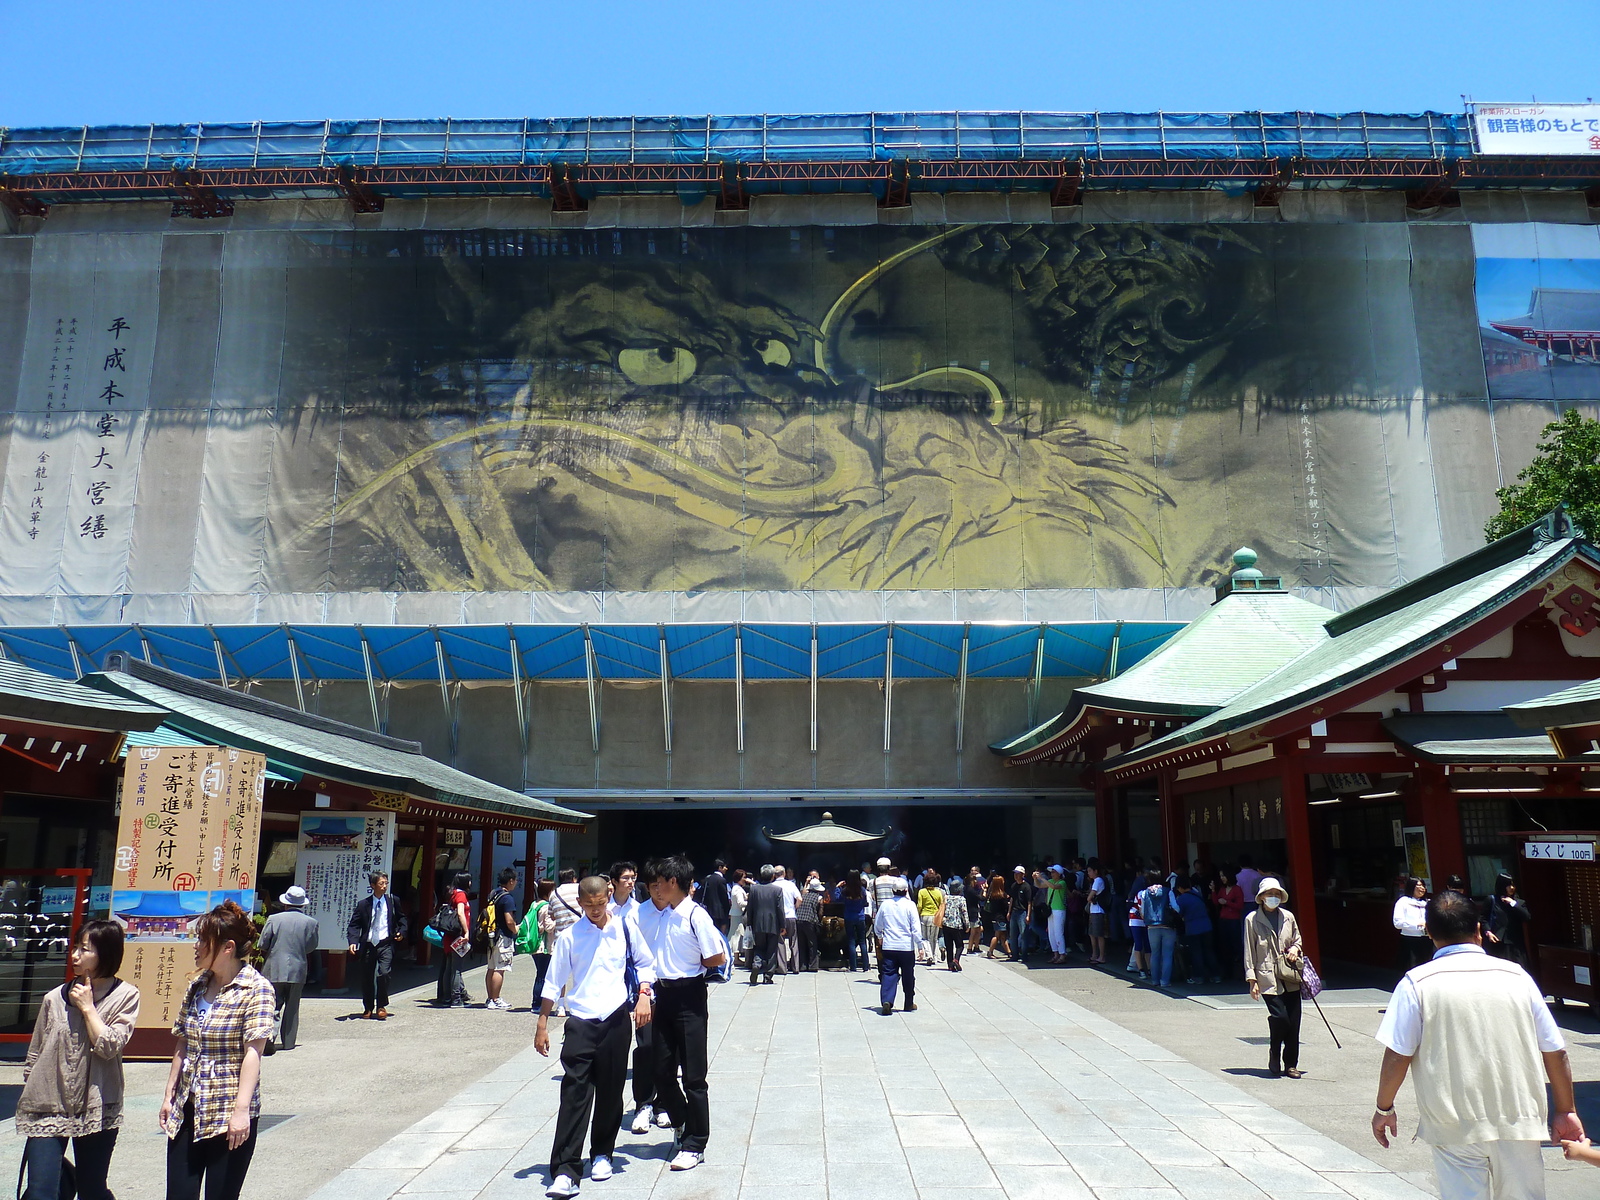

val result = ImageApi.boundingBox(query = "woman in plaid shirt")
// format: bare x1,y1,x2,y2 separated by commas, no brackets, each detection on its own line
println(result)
159,900,277,1200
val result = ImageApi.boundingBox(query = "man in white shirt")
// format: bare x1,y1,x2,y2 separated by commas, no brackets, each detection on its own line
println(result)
536,876,657,1198
776,866,802,974
638,855,726,1173
608,861,660,1137
874,877,921,1015
1371,890,1582,1200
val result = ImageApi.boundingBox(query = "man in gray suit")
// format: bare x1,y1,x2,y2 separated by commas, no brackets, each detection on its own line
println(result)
745,866,785,986
260,885,322,1051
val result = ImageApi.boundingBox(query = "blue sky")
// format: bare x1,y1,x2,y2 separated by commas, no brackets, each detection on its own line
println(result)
1478,259,1600,325
2,0,1596,127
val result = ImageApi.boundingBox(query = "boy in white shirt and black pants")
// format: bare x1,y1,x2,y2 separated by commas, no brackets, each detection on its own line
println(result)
638,855,726,1173
536,876,657,1198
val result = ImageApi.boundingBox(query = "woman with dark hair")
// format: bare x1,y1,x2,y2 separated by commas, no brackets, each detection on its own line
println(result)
531,879,557,1009
833,870,871,971
435,872,473,1008
985,874,1010,959
1487,872,1533,968
1392,877,1431,970
161,900,276,1200
16,920,139,1200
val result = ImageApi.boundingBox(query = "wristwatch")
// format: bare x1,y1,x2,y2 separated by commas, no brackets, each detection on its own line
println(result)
1374,1104,1394,1114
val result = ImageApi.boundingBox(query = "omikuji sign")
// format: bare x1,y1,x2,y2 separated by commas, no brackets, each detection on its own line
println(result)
1523,840,1597,863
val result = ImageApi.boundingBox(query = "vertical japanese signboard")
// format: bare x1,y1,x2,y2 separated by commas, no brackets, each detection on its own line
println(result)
112,746,266,1032
294,813,396,951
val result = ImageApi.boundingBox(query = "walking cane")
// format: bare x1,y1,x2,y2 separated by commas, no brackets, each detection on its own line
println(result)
1309,992,1341,1049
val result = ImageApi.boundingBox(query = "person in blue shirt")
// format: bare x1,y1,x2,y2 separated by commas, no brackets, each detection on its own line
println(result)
1172,876,1221,984
832,870,872,972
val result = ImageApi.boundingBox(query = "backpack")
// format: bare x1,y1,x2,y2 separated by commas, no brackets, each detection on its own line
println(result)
429,897,463,940
476,888,504,947
516,900,546,956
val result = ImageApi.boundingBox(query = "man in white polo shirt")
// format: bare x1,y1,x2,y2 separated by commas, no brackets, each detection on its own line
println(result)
536,876,657,1198
638,855,726,1173
1371,890,1582,1200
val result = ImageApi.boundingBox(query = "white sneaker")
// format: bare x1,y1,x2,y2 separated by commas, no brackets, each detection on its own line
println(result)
653,1109,673,1128
486,998,509,1010
546,1173,580,1198
630,1106,653,1135
669,1151,703,1172
589,1155,613,1181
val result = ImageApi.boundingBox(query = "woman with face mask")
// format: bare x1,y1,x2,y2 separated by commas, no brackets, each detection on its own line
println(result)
160,900,277,1200
1242,877,1305,1079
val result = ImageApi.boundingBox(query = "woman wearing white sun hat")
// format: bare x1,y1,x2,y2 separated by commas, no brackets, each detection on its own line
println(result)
1242,877,1305,1078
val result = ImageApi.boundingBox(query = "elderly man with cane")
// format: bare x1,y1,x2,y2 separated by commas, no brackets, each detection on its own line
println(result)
1371,889,1582,1200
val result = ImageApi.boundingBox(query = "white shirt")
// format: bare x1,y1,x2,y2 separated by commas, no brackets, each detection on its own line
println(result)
1392,895,1428,938
778,879,801,919
1088,878,1107,914
1375,944,1563,1057
874,895,921,950
638,896,723,980
368,893,389,944
730,885,747,915
542,911,658,1021
610,893,640,919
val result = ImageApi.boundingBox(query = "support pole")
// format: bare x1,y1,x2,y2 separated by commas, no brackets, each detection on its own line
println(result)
1158,769,1186,873
883,622,895,755
734,623,746,756
206,625,229,687
1105,619,1124,680
432,628,460,762
478,826,495,921
507,624,528,790
1093,778,1118,865
582,624,600,754
1416,764,1466,888
284,625,306,712
1029,623,1048,725
59,626,83,679
809,624,819,756
955,622,971,753
658,623,673,756
356,625,382,733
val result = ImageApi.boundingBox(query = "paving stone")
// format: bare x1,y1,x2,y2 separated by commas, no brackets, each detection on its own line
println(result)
305,1166,417,1200
904,1145,1002,1188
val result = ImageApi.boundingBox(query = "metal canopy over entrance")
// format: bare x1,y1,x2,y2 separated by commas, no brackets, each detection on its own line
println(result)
0,621,1182,688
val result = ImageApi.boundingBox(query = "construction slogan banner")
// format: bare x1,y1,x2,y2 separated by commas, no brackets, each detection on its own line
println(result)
111,745,266,1033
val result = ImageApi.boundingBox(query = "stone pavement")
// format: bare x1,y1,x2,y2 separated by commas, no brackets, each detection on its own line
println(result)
313,955,1430,1200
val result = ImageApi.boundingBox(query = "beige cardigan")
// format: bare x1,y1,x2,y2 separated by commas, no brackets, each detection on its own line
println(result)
1242,907,1303,996
17,978,140,1138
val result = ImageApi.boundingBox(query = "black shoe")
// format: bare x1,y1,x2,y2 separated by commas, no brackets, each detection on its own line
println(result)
880,1004,894,1015
904,1002,917,1012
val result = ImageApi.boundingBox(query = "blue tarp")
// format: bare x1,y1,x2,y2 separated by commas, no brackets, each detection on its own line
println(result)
0,112,1469,175
0,623,1183,686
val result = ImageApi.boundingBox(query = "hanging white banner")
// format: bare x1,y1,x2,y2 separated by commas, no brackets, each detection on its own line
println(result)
1472,103,1600,156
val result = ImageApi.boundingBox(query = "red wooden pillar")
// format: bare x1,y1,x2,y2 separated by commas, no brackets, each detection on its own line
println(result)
478,824,496,913
1282,760,1321,968
1093,779,1119,866
1158,769,1185,871
1416,765,1466,888
418,817,439,967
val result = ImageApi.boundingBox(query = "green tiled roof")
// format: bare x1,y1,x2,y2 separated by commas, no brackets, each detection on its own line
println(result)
0,658,166,733
1382,712,1578,763
1102,534,1590,774
1504,677,1600,731
82,658,588,827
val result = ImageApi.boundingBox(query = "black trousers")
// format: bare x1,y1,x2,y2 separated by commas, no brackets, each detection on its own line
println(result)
23,1129,117,1200
749,932,781,981
357,942,394,1012
436,947,466,1005
1263,989,1303,1070
631,1016,655,1107
941,926,965,967
271,981,303,1050
652,978,710,1153
797,920,820,971
549,1004,632,1181
532,952,552,1007
167,1101,257,1200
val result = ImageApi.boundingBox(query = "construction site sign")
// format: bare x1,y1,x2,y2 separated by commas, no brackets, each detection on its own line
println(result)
1472,103,1600,155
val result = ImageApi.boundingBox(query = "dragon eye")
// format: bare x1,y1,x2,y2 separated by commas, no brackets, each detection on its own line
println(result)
617,346,697,386
754,338,792,367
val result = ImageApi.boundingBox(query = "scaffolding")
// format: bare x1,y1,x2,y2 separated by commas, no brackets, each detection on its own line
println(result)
0,110,1595,215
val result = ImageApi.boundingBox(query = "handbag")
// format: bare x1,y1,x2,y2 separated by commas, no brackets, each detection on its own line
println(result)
1261,911,1303,988
422,924,443,947
1301,957,1323,1000
429,899,462,940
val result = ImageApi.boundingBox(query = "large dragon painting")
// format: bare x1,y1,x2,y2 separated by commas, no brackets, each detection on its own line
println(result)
269,221,1389,593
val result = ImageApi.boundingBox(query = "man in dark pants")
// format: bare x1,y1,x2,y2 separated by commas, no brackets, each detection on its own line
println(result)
346,871,408,1020
608,862,660,1137
745,865,785,984
874,876,920,1013
796,880,825,971
699,860,731,935
536,876,657,1199
639,855,726,1173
